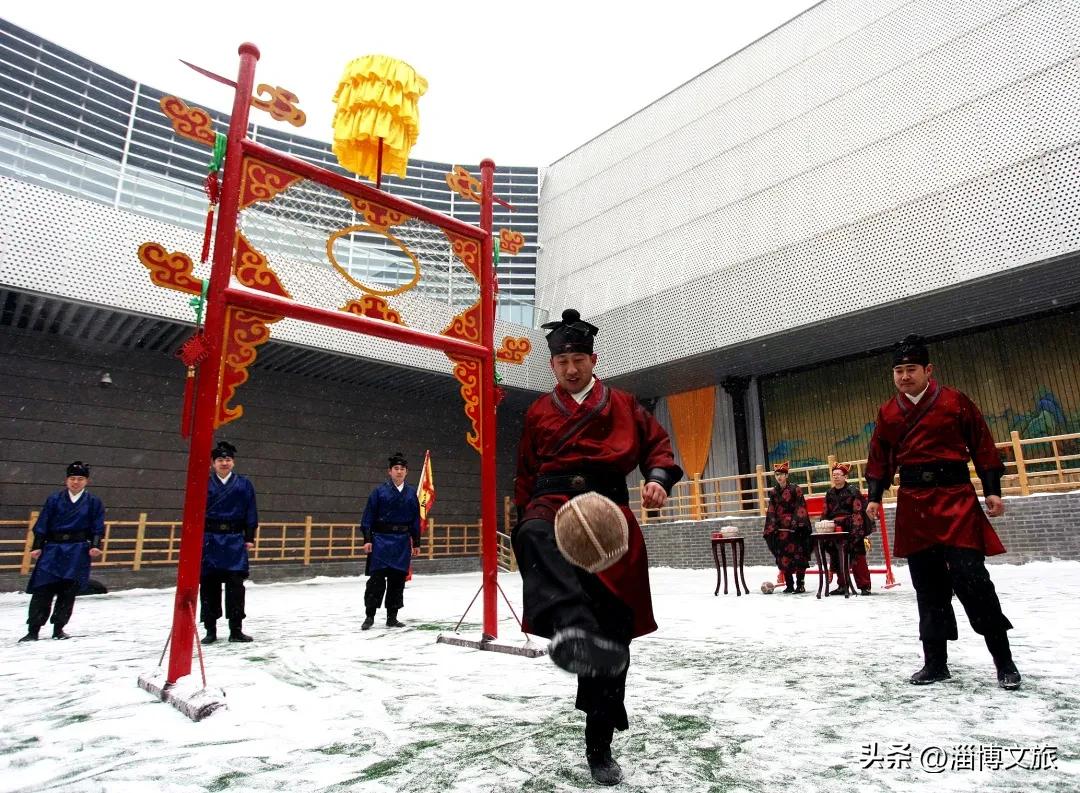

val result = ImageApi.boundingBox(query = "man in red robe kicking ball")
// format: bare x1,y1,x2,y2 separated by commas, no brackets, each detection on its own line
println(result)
865,334,1021,690
512,309,683,785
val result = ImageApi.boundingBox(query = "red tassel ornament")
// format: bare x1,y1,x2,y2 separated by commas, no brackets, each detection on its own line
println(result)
180,367,196,438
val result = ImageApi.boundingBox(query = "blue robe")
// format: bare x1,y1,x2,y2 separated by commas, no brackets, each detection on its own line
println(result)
361,482,421,573
27,490,105,593
203,473,258,575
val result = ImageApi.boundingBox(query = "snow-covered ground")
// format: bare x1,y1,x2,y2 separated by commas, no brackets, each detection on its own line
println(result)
1,563,1076,792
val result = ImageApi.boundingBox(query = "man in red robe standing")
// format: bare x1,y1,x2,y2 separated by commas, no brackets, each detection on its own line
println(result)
865,335,1020,690
513,308,682,786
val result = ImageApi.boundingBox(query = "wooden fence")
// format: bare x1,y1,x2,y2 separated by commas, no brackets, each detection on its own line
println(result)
626,429,1080,523
0,517,519,576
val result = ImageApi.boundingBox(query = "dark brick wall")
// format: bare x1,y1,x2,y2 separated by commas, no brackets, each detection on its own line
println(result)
641,492,1080,568
0,325,532,524
0,555,482,593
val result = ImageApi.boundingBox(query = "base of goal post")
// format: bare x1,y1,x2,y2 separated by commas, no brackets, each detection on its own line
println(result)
438,580,546,657
436,633,547,658
137,668,227,722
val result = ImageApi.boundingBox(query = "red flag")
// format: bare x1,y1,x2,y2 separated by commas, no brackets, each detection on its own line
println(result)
417,449,436,531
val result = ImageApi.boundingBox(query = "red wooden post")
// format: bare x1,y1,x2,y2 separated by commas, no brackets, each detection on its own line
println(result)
167,43,260,685
222,287,486,356
877,503,899,588
480,158,498,640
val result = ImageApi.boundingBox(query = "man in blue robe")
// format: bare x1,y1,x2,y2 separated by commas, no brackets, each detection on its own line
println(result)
361,452,421,630
200,441,259,644
20,462,105,642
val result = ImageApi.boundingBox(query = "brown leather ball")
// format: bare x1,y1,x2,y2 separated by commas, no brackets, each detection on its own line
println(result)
554,492,629,573
761,581,775,594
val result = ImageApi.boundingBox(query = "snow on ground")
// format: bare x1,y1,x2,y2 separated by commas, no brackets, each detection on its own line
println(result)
0,563,1077,793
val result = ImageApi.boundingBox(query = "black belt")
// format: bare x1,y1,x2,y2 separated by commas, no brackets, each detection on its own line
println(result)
533,473,630,505
899,462,971,488
205,522,244,534
47,532,89,543
373,523,412,534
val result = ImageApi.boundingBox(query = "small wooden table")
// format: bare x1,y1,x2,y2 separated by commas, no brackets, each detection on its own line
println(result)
811,531,856,600
711,535,749,596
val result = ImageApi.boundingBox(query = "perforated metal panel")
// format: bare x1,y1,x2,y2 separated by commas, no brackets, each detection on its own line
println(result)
538,0,1080,383
0,176,553,391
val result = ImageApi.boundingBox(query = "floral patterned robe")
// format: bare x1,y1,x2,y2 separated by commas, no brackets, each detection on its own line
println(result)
763,483,811,574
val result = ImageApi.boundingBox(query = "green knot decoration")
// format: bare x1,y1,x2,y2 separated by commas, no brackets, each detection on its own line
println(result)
209,133,227,173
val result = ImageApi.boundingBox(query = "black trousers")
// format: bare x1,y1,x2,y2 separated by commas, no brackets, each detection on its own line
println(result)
513,518,633,731
365,568,407,615
199,570,247,625
907,545,1013,642
27,580,79,629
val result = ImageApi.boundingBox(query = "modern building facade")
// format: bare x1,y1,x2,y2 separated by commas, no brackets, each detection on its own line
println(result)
2,1,1079,523
538,0,1080,478
0,18,541,324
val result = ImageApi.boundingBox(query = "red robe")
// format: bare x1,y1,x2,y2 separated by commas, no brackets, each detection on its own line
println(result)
865,380,1005,558
514,378,679,638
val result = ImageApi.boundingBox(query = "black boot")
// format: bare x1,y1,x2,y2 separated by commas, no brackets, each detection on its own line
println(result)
782,572,795,593
19,625,41,643
585,716,622,785
549,628,629,678
386,610,405,628
361,611,375,631
794,573,806,594
985,633,1021,690
202,622,218,645
52,626,71,640
228,619,253,643
910,640,951,685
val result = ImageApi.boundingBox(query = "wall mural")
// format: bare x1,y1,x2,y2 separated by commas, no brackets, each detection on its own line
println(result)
767,389,1080,469
762,309,1080,469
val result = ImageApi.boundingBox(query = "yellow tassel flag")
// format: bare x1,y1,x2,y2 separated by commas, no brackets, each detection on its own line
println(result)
331,55,427,183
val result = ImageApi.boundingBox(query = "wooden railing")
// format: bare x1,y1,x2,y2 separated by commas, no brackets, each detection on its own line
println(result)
624,429,1080,524
496,531,517,572
0,517,484,575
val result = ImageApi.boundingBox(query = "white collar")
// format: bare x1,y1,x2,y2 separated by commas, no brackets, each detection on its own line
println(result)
905,384,930,404
394,481,405,492
217,472,233,485
67,490,85,503
571,377,596,405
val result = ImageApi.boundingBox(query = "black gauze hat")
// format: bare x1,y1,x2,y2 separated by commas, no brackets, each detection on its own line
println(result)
542,308,599,355
66,461,90,477
388,452,408,468
892,334,930,367
211,441,237,460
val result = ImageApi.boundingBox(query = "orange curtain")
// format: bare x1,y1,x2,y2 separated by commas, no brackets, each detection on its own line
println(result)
668,386,715,475
667,386,716,520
